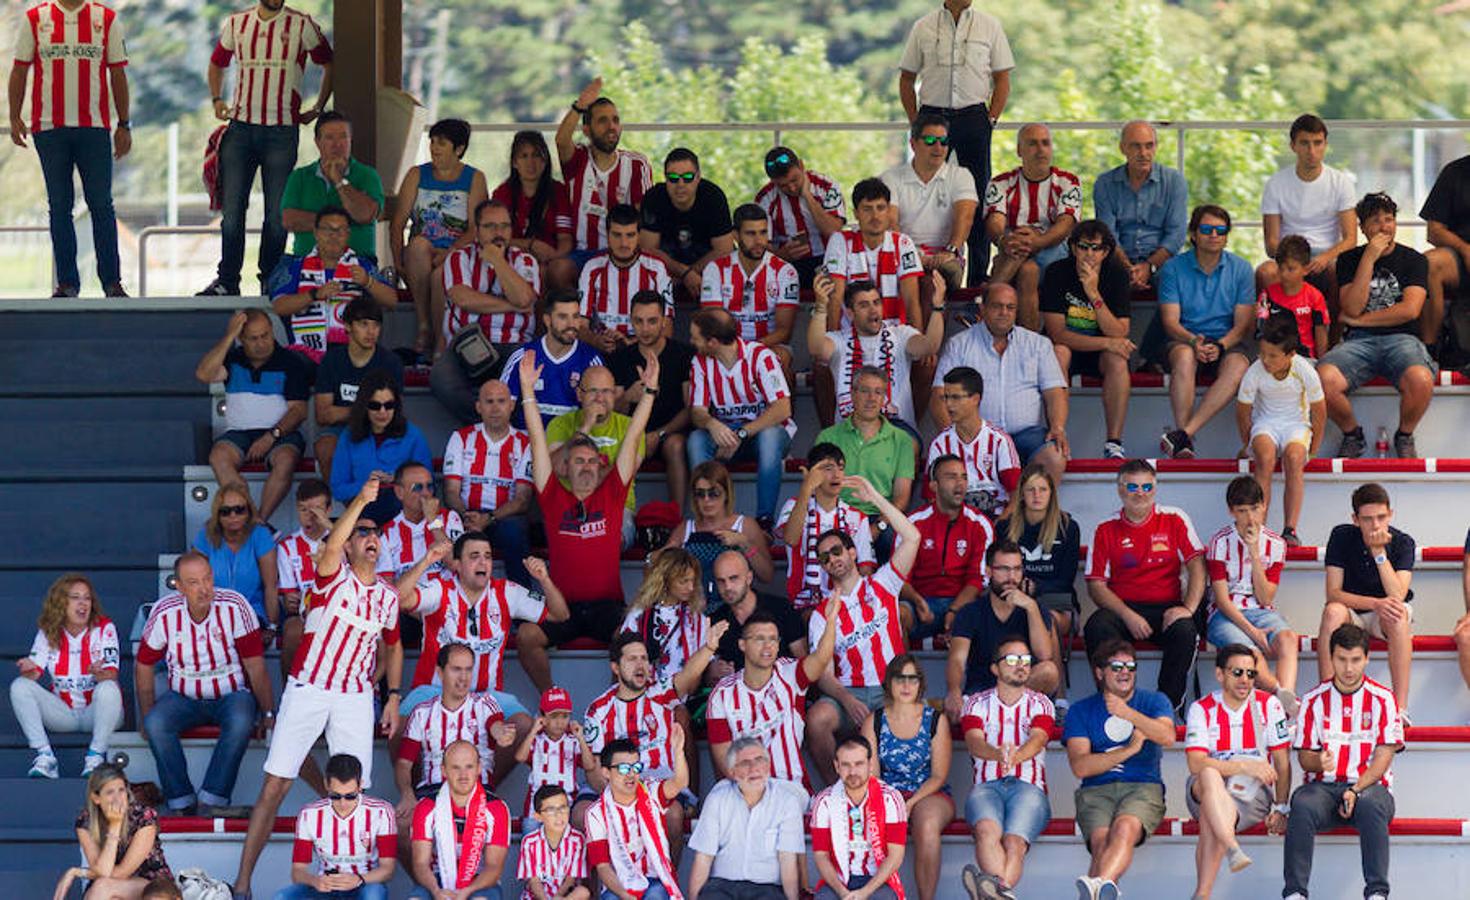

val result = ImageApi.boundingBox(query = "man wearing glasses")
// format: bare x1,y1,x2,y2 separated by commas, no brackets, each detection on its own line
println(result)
585,732,690,900
1082,459,1207,716
1063,639,1176,900
755,146,847,287
689,738,809,900
881,114,979,290
639,147,735,298
285,753,398,898
376,461,463,585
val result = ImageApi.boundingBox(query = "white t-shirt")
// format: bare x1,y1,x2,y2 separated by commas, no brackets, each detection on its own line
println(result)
880,160,979,250
824,325,922,426
1238,355,1324,426
1260,165,1357,257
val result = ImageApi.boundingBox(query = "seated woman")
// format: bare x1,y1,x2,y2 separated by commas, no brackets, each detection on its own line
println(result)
330,369,433,523
659,460,774,603
995,463,1082,646
53,763,173,900
193,482,278,626
492,130,576,291
11,574,123,778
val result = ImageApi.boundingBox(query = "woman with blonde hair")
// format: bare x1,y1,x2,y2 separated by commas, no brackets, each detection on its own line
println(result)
11,573,123,778
624,548,710,682
192,481,278,627
994,463,1081,642
53,763,172,900
659,460,774,601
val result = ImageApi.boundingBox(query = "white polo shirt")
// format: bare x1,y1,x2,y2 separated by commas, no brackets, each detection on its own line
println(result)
881,159,979,250
898,6,1015,109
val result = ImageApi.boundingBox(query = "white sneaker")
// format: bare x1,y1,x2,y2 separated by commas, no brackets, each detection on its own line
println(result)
1103,439,1126,460
1075,876,1100,900
82,751,106,775
1227,845,1253,872
28,752,58,779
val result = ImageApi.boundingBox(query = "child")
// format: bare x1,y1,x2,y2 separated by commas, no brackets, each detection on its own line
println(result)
1205,475,1301,716
514,687,596,830
1236,314,1325,545
1257,234,1331,358
517,784,590,900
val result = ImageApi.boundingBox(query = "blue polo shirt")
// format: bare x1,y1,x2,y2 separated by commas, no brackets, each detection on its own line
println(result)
222,345,311,432
1156,248,1255,339
1062,687,1173,787
1093,163,1189,264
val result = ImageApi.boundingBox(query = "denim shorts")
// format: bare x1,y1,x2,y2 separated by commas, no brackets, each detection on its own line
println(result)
1318,332,1436,391
964,777,1052,844
214,428,305,460
1008,424,1051,463
1207,606,1293,648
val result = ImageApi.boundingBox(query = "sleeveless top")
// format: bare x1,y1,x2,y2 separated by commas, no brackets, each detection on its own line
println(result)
681,515,746,610
876,704,938,793
412,162,477,249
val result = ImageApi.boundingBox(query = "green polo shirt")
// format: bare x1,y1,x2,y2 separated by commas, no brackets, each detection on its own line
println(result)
546,410,646,511
282,157,386,258
815,417,917,516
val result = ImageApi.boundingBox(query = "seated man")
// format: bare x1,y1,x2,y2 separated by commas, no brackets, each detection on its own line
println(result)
271,206,397,363
375,461,463,584
1319,192,1433,459
1421,150,1470,349
1093,120,1188,293
809,735,907,900
778,443,875,614
278,111,385,273
284,753,397,899
983,123,1082,329
701,203,800,377
881,113,979,288
585,734,690,900
196,309,309,525
313,298,404,484
689,737,809,900
608,290,696,510
501,289,606,427
906,454,993,645
755,146,846,286
707,551,809,679
1064,640,1176,900
925,365,1022,519
580,203,674,349
409,741,511,900
1151,205,1256,460
441,381,535,587
822,178,925,330
639,147,735,297
137,552,274,815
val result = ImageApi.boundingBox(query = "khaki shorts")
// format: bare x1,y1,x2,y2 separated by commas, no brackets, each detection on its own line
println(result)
1075,782,1166,846
1350,603,1415,638
1185,773,1272,830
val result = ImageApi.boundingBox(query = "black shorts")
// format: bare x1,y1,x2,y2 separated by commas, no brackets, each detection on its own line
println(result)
1070,349,1105,378
540,600,625,646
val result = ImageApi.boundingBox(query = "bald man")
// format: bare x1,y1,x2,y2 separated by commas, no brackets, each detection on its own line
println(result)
706,550,809,685
545,364,646,547
409,741,511,900
1093,120,1189,291
443,380,535,585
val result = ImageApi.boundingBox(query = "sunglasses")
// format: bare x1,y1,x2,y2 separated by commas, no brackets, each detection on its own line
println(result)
327,791,360,801
665,171,697,183
1228,667,1259,680
352,525,377,537
406,482,431,494
1123,482,1155,493
1107,660,1139,672
918,134,950,146
892,673,922,684
814,547,845,564
998,653,1034,667
218,504,249,517
612,761,644,775
1075,240,1106,252
1197,224,1230,236
692,487,724,500
764,152,794,173
366,400,398,412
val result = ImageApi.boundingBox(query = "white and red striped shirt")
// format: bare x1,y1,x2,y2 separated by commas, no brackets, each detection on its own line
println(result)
620,605,710,684
376,509,465,581
1294,677,1403,787
517,826,587,899
699,251,800,341
960,688,1056,789
526,732,584,814
579,252,673,337
562,145,653,251
442,424,531,513
1206,525,1287,612
755,171,846,258
441,242,543,345
777,496,875,610
398,694,506,788
822,230,923,324
406,574,546,692
136,591,263,700
583,678,682,777
26,619,120,709
809,781,908,879
689,339,796,437
807,564,908,688
276,528,323,597
926,422,1023,508
290,795,397,876
584,784,670,891
14,2,128,133
1186,689,1292,761
210,6,332,127
983,166,1083,232
290,565,401,694
705,658,813,785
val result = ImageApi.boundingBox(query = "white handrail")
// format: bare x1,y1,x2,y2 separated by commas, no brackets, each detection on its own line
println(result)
137,225,260,297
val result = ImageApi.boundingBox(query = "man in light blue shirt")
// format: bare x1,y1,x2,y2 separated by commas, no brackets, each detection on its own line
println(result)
1094,121,1188,292
688,737,808,900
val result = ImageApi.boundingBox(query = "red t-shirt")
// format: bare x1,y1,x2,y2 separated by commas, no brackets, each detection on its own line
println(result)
1085,505,1204,605
491,179,574,247
538,470,630,604
1259,282,1330,357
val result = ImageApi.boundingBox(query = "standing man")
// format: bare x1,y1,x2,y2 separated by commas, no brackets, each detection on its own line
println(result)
755,146,846,287
608,291,696,511
278,112,385,272
808,735,908,900
557,78,652,266
1092,121,1189,293
200,0,333,297
441,381,535,587
688,738,809,900
898,0,1014,282
882,114,980,289
10,0,132,297
640,148,735,298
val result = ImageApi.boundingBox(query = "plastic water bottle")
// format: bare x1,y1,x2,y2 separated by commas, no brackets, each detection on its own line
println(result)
1375,427,1390,458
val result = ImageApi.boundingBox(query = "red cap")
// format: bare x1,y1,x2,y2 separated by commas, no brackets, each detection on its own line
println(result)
540,687,573,714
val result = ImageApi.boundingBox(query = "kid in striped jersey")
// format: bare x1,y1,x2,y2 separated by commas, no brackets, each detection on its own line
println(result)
514,688,596,830
518,785,589,900
287,753,398,896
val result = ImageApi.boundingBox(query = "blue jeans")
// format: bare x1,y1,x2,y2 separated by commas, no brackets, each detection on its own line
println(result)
33,127,120,287
218,121,298,290
273,884,389,900
687,426,790,522
1206,606,1293,648
142,689,257,807
965,776,1052,845
602,886,670,900
410,887,499,900
1319,331,1436,392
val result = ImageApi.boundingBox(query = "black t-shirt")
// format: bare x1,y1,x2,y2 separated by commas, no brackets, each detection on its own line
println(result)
639,180,733,266
712,593,807,667
1420,155,1470,242
606,338,695,430
224,344,312,402
314,344,405,407
993,514,1082,599
1323,523,1416,601
1038,256,1131,337
952,595,1051,693
1334,244,1428,338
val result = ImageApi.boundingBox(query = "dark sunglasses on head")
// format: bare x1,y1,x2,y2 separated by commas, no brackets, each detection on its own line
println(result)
998,653,1034,667
327,791,360,801
1123,482,1155,493
919,134,950,146
764,152,794,173
692,487,724,500
612,761,644,775
1107,660,1139,672
665,171,697,183
1197,223,1230,236
218,504,248,517
366,400,398,412
1228,666,1259,680
1075,240,1106,252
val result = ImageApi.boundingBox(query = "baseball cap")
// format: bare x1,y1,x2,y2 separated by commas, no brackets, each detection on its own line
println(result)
540,687,573,714
764,146,799,176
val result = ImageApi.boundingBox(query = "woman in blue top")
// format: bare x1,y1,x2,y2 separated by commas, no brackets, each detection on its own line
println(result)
192,482,277,624
862,653,954,900
330,369,432,523
389,118,488,355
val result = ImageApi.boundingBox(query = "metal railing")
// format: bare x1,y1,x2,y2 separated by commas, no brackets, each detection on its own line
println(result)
136,225,261,297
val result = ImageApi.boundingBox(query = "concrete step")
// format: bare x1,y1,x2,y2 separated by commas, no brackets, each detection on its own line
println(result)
0,420,204,471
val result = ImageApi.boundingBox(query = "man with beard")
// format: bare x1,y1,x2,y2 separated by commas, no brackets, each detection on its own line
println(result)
442,381,535,587
640,148,736,297
557,78,653,265
501,290,605,427
701,203,801,380
546,365,644,546
409,741,511,899
580,203,675,348
707,550,809,679
808,735,908,900
585,732,690,900
902,454,993,646
755,146,847,287
609,291,696,509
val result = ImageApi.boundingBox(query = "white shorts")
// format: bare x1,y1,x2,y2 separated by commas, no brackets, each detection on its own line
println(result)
263,679,377,786
1351,603,1415,639
1250,419,1312,452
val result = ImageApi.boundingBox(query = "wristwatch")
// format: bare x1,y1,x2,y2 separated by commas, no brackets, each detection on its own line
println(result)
116,119,131,130
1272,803,1290,815
736,427,749,441
269,425,283,440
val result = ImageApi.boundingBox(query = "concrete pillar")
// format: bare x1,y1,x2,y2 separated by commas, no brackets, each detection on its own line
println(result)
331,0,402,169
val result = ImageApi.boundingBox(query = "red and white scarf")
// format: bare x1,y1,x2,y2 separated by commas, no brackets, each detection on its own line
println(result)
433,783,489,890
816,778,906,899
600,783,683,900
839,325,896,419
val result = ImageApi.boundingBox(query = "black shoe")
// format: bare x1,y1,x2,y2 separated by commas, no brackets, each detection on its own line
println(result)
1337,427,1366,459
104,282,128,298
1159,428,1194,459
196,279,239,297
51,284,79,298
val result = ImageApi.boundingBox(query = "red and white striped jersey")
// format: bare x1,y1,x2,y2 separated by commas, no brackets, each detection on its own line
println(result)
822,230,923,324
562,145,653,251
1206,525,1287,612
620,605,710,684
525,732,584,815
583,678,681,776
290,795,397,876
755,171,846,258
983,166,1083,232
276,528,323,597
411,793,512,869
442,424,532,513
926,422,1023,507
809,781,908,879
1186,689,1292,761
777,496,875,610
136,591,263,700
584,784,670,891
1295,677,1403,787
578,252,673,336
705,658,813,784
960,688,1055,789
398,694,505,788
290,565,401,694
14,2,128,133
376,509,465,581
807,564,907,688
517,826,587,899
689,339,796,437
441,242,543,345
699,251,800,342
26,619,120,710
210,6,332,127
406,574,546,692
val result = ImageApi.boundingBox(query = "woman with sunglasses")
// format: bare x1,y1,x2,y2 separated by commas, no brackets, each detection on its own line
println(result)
493,130,576,291
861,653,953,900
331,368,433,522
193,482,278,626
53,763,172,900
658,461,775,600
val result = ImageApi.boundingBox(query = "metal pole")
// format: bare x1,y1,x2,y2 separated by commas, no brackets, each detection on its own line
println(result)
1176,125,1186,178
167,123,179,295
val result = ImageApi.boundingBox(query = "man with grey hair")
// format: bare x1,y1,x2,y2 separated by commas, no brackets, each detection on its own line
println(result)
688,737,808,900
1093,121,1189,291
